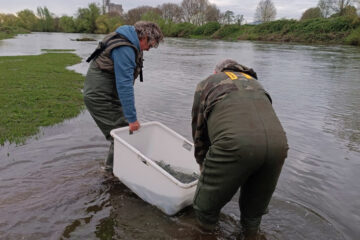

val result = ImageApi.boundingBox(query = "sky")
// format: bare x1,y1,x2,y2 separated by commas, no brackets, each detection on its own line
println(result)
0,0,319,22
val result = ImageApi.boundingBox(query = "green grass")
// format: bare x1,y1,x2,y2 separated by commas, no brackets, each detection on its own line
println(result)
0,26,30,40
0,53,85,144
41,49,76,52
0,31,15,40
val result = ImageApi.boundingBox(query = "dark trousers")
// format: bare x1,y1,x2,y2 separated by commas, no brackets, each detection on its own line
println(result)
193,91,288,232
83,62,128,167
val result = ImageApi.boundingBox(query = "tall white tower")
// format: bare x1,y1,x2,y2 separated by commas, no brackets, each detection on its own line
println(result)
103,0,110,14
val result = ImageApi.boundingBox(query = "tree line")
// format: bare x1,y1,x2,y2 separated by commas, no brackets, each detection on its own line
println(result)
301,0,360,20
0,0,359,33
0,0,359,46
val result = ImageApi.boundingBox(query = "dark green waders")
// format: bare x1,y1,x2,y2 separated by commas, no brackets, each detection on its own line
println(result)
83,62,128,168
193,89,288,233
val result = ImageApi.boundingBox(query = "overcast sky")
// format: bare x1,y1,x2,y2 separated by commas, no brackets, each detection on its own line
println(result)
1,0,318,22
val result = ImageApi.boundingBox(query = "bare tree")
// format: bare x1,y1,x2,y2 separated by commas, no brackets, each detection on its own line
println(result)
125,6,161,25
318,0,332,17
254,0,277,22
318,0,357,16
223,10,235,24
356,0,360,15
181,0,209,25
205,4,220,22
235,14,245,25
331,0,354,15
159,3,183,23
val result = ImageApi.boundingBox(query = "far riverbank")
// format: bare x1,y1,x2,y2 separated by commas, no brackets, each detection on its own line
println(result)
164,16,360,46
1,16,360,46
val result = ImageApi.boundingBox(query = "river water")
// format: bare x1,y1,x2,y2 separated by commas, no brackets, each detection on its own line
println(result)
0,32,359,240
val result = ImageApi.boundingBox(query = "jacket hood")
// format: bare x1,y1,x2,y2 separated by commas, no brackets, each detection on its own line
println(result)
115,25,140,51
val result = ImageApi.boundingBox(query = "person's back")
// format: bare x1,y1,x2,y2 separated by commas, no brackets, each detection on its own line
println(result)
207,71,285,151
191,60,288,238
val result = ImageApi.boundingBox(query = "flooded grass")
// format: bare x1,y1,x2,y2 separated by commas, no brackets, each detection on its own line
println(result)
0,52,84,144
41,49,76,52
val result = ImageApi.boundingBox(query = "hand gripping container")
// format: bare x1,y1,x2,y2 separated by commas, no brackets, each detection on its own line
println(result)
110,121,200,215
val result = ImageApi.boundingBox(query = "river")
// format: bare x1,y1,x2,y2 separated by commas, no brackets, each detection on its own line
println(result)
0,32,359,240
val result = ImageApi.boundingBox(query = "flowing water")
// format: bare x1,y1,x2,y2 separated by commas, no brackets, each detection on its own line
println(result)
0,32,359,240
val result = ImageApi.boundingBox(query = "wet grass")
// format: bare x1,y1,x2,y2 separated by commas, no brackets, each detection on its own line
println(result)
0,26,30,40
0,31,15,40
0,52,85,145
41,49,76,52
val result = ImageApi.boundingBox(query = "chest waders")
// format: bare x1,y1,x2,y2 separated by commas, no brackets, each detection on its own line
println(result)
83,33,142,170
192,72,288,234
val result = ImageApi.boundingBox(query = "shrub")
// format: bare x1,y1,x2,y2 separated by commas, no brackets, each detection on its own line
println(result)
193,24,206,35
254,19,297,34
301,7,322,21
203,22,221,35
212,24,242,39
345,26,360,46
169,22,196,37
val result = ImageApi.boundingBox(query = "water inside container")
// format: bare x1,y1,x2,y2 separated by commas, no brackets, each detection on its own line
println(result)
154,160,199,184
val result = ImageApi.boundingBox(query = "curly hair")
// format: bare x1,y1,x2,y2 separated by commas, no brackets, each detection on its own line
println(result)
215,59,240,73
134,21,164,48
215,59,258,79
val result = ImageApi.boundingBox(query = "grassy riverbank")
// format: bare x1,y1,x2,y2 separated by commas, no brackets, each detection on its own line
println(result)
0,26,30,40
161,16,360,46
0,52,84,144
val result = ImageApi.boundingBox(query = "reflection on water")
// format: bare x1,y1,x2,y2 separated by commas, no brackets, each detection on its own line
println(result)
0,33,359,240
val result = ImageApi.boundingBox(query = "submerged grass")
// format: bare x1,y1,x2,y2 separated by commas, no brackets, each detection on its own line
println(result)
0,52,84,145
41,49,76,52
0,26,30,40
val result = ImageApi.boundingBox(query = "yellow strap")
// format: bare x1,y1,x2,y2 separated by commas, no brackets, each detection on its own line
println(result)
224,71,238,80
241,73,253,79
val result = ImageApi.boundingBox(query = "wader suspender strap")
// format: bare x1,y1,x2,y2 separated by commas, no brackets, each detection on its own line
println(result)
86,33,144,82
86,33,129,63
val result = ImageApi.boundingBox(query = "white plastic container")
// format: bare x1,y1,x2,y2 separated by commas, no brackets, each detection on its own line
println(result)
110,121,200,215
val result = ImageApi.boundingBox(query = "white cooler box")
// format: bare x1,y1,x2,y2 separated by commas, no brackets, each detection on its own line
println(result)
110,121,200,215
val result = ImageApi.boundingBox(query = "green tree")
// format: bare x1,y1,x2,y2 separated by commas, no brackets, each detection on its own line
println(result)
301,7,322,20
75,3,101,33
59,16,76,32
36,7,55,32
141,10,162,22
95,14,124,33
17,9,38,30
0,14,19,27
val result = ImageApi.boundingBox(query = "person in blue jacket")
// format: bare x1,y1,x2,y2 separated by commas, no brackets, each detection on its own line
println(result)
84,21,164,171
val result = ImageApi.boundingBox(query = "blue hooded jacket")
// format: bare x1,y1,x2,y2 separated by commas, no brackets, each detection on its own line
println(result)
111,25,141,123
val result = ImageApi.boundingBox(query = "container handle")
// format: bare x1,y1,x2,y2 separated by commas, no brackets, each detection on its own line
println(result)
137,155,147,165
182,141,192,151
